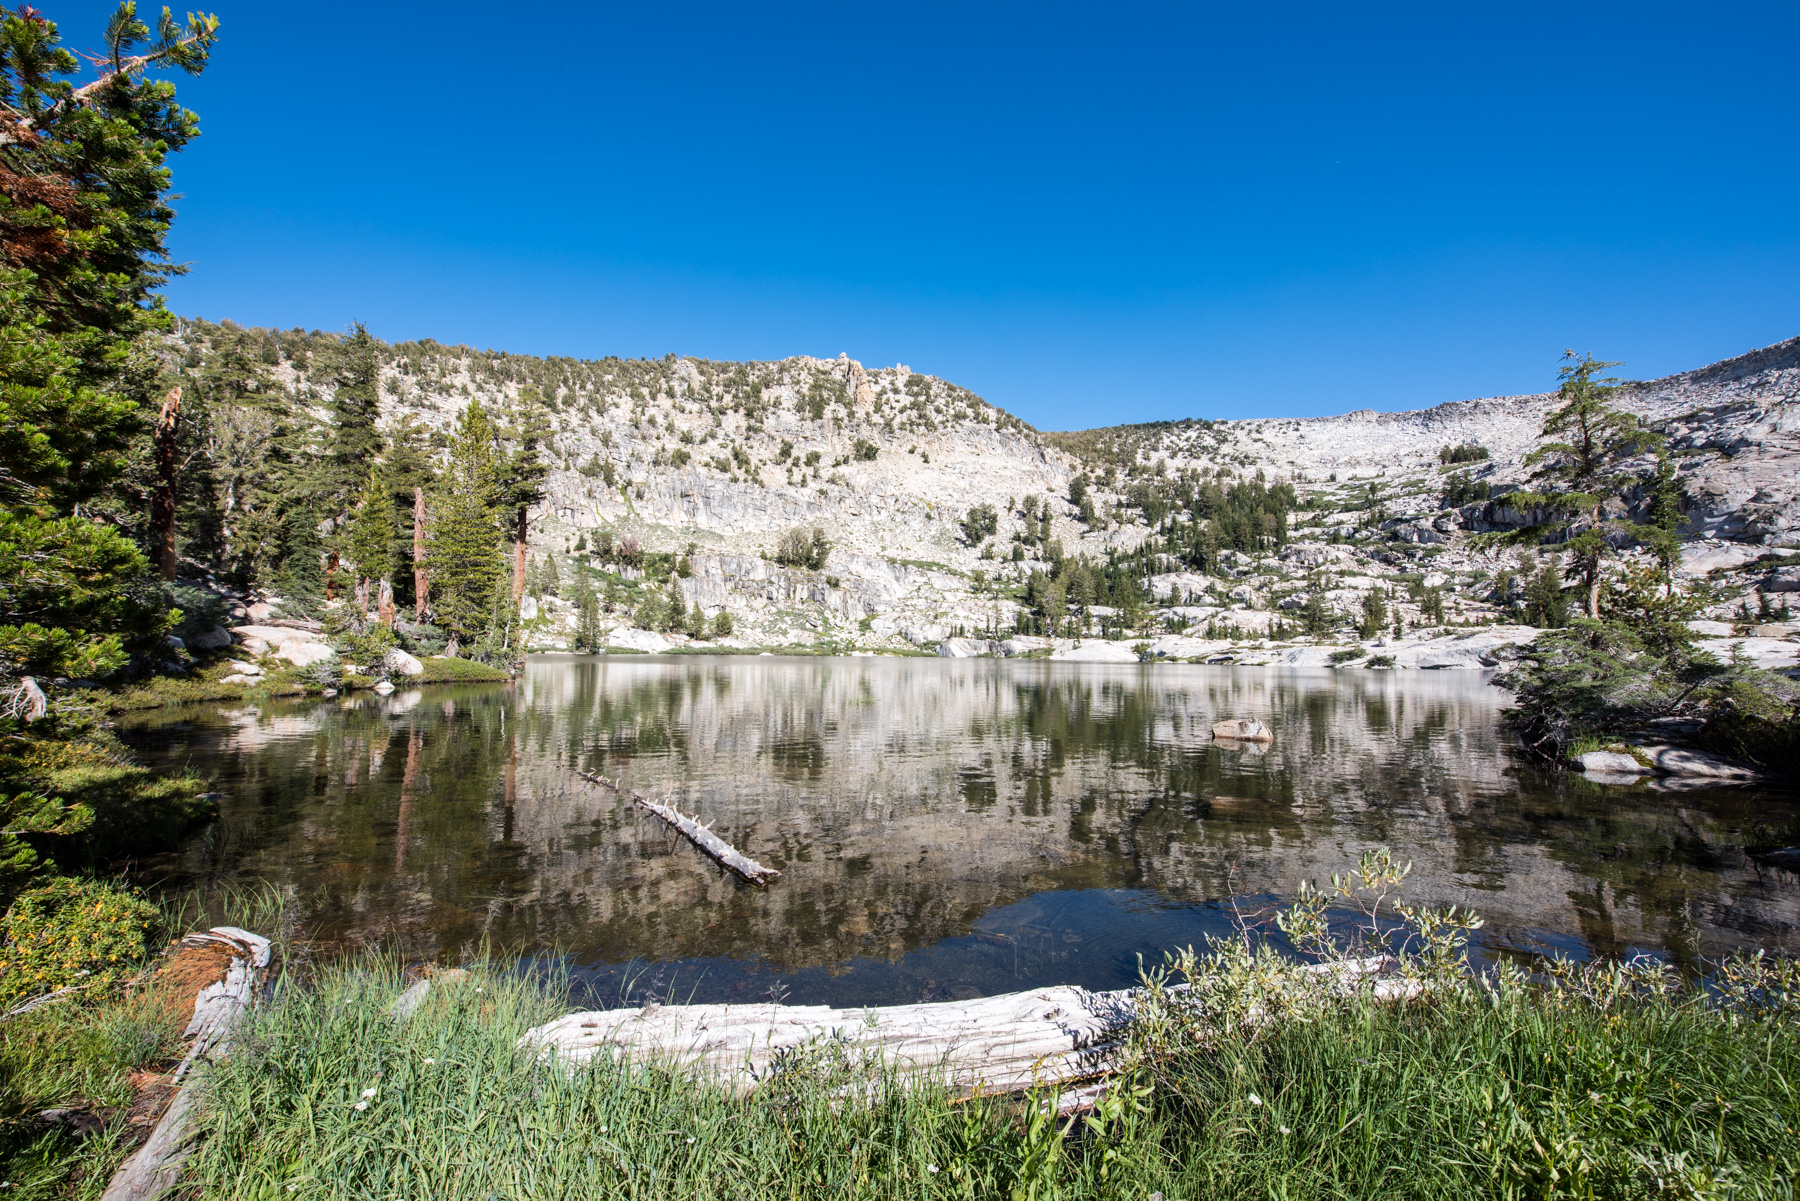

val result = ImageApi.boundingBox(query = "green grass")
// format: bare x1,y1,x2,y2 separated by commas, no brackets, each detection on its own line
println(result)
413,656,512,684
173,948,1800,1201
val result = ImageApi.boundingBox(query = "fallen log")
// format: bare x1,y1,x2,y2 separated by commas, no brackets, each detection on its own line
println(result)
101,927,272,1201
519,956,1414,1106
576,770,780,885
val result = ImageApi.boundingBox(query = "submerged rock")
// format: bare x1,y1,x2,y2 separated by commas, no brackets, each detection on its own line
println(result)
1212,718,1274,742
1578,750,1646,775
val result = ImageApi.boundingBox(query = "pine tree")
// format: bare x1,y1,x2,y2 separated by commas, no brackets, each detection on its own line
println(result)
427,400,505,643
0,5,219,679
330,323,383,502
498,386,551,604
1523,352,1662,616
342,468,390,607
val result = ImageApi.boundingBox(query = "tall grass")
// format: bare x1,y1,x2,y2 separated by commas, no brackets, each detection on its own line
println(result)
181,948,1800,1200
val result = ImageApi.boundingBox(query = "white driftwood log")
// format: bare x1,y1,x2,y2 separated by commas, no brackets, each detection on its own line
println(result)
519,957,1416,1101
577,770,780,885
101,927,272,1201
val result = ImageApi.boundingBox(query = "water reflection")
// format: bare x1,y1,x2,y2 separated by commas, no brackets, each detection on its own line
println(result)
122,656,1800,1005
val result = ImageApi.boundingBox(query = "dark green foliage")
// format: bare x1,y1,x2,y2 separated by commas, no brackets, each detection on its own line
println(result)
851,437,878,461
0,877,157,1006
1358,588,1388,639
1523,560,1570,628
1437,442,1489,464
1440,472,1490,508
710,610,734,639
774,526,830,571
959,503,997,546
329,323,383,498
427,401,506,642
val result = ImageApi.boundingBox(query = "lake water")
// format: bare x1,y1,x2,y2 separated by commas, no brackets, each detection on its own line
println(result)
120,655,1800,1007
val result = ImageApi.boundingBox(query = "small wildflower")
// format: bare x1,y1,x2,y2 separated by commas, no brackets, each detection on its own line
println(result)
422,1058,434,1065
599,1126,608,1133
353,1101,369,1111
926,1164,939,1175
686,1137,695,1145
360,1088,378,1098
1279,1126,1292,1135
1247,1093,1263,1107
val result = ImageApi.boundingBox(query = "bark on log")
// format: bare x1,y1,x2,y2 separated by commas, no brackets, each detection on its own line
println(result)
575,771,779,885
101,927,271,1201
412,487,429,621
519,957,1412,1102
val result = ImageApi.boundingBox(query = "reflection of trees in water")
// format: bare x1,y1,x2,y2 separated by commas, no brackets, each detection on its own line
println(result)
123,661,1800,972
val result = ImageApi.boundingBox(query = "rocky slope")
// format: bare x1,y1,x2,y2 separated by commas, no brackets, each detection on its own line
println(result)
239,330,1800,666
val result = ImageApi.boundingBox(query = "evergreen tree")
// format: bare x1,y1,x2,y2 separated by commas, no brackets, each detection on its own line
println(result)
0,5,219,679
330,323,382,503
499,385,551,603
427,400,505,643
571,570,600,652
342,468,390,605
1522,352,1661,616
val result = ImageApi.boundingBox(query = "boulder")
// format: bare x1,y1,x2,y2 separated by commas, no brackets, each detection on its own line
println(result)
231,624,320,646
165,635,187,653
189,625,233,651
1052,640,1141,663
224,661,262,676
1686,620,1736,637
938,637,997,658
1578,751,1646,775
1764,567,1800,594
520,595,539,621
246,601,275,621
274,640,336,668
607,627,674,653
219,673,258,685
384,648,425,677
1640,745,1763,781
1749,623,1798,639
373,680,396,695
1212,718,1274,742
237,636,269,656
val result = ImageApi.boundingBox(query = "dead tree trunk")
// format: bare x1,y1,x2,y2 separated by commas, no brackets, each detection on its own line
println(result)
325,550,339,601
412,487,429,622
150,386,181,581
377,578,396,628
576,771,780,885
512,505,530,606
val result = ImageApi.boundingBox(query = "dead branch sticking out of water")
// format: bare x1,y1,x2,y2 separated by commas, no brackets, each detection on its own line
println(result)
576,770,781,885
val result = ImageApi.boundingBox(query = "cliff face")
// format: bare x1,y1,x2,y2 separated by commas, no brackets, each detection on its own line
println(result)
233,331,1800,654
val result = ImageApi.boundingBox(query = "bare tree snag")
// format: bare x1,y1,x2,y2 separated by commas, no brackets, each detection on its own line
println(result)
512,506,530,605
412,486,429,621
576,771,780,885
150,386,180,580
377,578,396,628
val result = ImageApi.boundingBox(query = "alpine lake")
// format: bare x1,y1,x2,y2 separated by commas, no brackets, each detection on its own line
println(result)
119,655,1800,1008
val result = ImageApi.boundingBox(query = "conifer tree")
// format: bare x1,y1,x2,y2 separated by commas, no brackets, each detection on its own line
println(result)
427,399,505,643
499,385,552,604
0,4,219,679
329,323,383,504
342,468,390,609
1522,352,1661,616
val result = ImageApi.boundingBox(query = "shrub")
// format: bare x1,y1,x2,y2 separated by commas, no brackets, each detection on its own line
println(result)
774,526,830,570
959,504,998,546
1438,442,1490,464
711,611,735,639
852,438,878,461
0,878,159,1005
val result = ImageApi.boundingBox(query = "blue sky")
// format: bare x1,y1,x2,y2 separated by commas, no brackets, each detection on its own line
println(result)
80,1,1800,428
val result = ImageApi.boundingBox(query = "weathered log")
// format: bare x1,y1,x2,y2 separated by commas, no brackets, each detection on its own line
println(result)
576,770,780,885
101,927,271,1201
519,956,1412,1102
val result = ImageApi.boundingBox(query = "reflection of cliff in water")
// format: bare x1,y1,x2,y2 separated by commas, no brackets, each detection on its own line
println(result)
131,657,1800,977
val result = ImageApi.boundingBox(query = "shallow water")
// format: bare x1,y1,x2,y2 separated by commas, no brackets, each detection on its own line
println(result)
120,655,1800,1006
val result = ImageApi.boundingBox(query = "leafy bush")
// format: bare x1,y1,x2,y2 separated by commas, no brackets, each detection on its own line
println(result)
0,878,159,1005
852,438,878,461
711,611,735,639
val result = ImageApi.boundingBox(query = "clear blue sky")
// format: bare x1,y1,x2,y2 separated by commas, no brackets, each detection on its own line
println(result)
76,1,1800,428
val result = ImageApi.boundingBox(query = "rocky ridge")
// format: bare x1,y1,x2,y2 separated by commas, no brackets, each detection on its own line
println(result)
242,331,1800,668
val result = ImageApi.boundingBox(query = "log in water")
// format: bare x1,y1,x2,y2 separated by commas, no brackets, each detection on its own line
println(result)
576,770,781,885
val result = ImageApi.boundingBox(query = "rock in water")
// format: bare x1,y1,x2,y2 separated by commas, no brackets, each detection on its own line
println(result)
1578,750,1647,775
1212,718,1273,742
